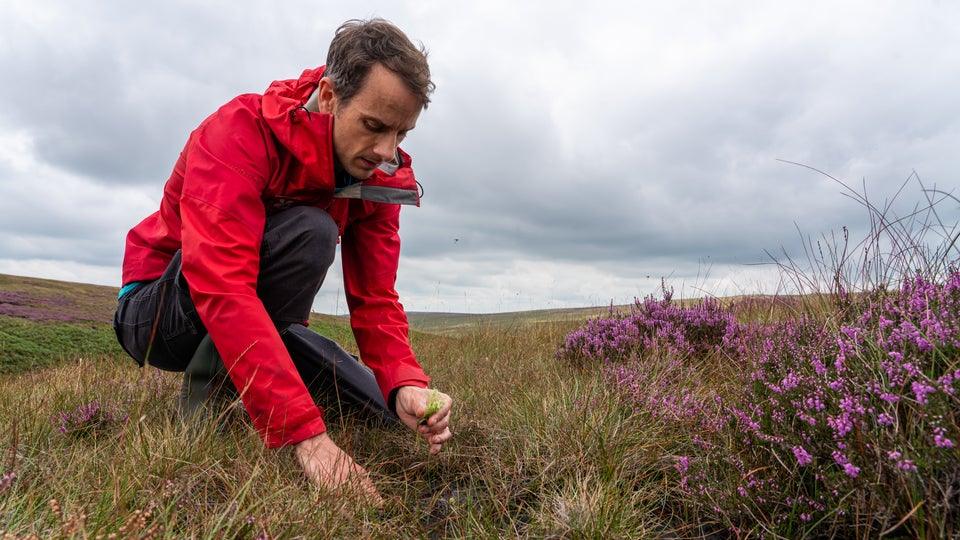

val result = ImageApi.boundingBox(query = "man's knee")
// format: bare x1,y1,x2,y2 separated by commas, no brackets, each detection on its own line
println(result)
296,207,338,269
265,206,339,272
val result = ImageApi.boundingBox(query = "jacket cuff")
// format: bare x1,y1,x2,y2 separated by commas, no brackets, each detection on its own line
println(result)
264,411,327,449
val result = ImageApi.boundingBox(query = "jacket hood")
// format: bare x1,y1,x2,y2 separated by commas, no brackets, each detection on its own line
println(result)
260,66,420,207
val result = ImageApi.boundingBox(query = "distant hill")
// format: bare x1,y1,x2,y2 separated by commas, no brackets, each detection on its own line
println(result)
3,273,601,371
405,305,625,333
0,274,123,372
0,273,119,324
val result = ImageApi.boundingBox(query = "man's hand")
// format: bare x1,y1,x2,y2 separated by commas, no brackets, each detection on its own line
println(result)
395,386,453,454
294,432,383,505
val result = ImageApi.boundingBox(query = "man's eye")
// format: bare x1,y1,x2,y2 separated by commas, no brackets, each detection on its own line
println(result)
364,120,383,132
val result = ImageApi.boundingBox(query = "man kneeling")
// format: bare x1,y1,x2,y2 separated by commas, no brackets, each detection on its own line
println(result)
112,18,452,502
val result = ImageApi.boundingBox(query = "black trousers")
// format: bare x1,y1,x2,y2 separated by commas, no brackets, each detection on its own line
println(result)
113,206,340,372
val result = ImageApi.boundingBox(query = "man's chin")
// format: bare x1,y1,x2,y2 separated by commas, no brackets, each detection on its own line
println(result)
346,164,376,180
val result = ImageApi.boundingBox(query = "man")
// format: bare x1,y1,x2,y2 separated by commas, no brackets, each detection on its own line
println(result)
112,19,452,501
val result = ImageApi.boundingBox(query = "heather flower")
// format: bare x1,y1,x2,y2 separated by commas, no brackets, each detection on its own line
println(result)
830,450,858,478
876,412,894,426
937,372,958,394
878,392,899,404
557,290,741,367
0,471,15,493
830,450,861,478
897,460,917,472
811,356,827,376
781,371,800,391
792,446,813,467
910,381,936,405
827,413,854,438
53,400,128,437
932,426,954,449
804,395,825,412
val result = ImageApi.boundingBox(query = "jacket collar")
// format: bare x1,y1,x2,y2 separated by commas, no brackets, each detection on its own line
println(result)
260,66,420,207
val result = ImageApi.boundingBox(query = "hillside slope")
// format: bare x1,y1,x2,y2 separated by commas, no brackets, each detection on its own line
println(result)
0,274,123,372
0,274,446,372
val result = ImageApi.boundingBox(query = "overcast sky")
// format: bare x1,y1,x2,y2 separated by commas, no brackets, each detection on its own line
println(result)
1,0,958,313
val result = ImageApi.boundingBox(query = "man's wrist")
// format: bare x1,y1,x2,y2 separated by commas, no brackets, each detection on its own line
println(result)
389,383,427,413
272,414,327,449
294,431,331,454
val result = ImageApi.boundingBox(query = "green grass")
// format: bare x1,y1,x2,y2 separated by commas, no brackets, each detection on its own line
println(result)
306,313,358,351
0,316,123,373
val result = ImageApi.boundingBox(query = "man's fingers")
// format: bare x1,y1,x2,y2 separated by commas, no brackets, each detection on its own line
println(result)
419,408,449,430
425,415,449,433
357,478,384,506
296,434,383,506
346,464,383,506
418,414,448,433
350,477,384,506
427,429,452,454
431,428,452,445
423,427,452,448
428,396,452,426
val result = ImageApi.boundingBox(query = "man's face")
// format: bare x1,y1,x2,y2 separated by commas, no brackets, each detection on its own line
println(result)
318,63,422,179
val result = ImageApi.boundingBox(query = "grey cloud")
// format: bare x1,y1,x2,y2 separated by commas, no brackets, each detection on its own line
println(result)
0,1,369,186
398,9,960,270
1,1,958,312
0,233,120,267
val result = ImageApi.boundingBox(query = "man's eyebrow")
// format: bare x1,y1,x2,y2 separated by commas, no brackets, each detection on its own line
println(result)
360,114,416,132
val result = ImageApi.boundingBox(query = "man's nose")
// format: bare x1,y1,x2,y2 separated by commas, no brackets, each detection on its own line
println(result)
373,133,398,162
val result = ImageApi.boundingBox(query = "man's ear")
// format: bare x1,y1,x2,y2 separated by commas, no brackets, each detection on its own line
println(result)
317,76,338,114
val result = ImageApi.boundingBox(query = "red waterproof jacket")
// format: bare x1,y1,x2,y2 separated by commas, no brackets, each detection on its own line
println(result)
121,66,430,448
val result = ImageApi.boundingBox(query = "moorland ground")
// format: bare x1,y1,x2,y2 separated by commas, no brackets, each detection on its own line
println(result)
0,274,674,538
1,264,958,538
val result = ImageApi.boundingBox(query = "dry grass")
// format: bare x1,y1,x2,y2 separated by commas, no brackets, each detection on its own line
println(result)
0,320,683,538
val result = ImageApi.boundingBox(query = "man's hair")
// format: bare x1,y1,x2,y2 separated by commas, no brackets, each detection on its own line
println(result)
325,18,435,109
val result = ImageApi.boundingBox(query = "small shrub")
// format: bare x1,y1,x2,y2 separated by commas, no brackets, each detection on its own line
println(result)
556,289,740,368
52,400,128,438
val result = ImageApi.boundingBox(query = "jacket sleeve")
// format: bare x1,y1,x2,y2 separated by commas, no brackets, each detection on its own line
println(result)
341,201,430,408
178,106,326,448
